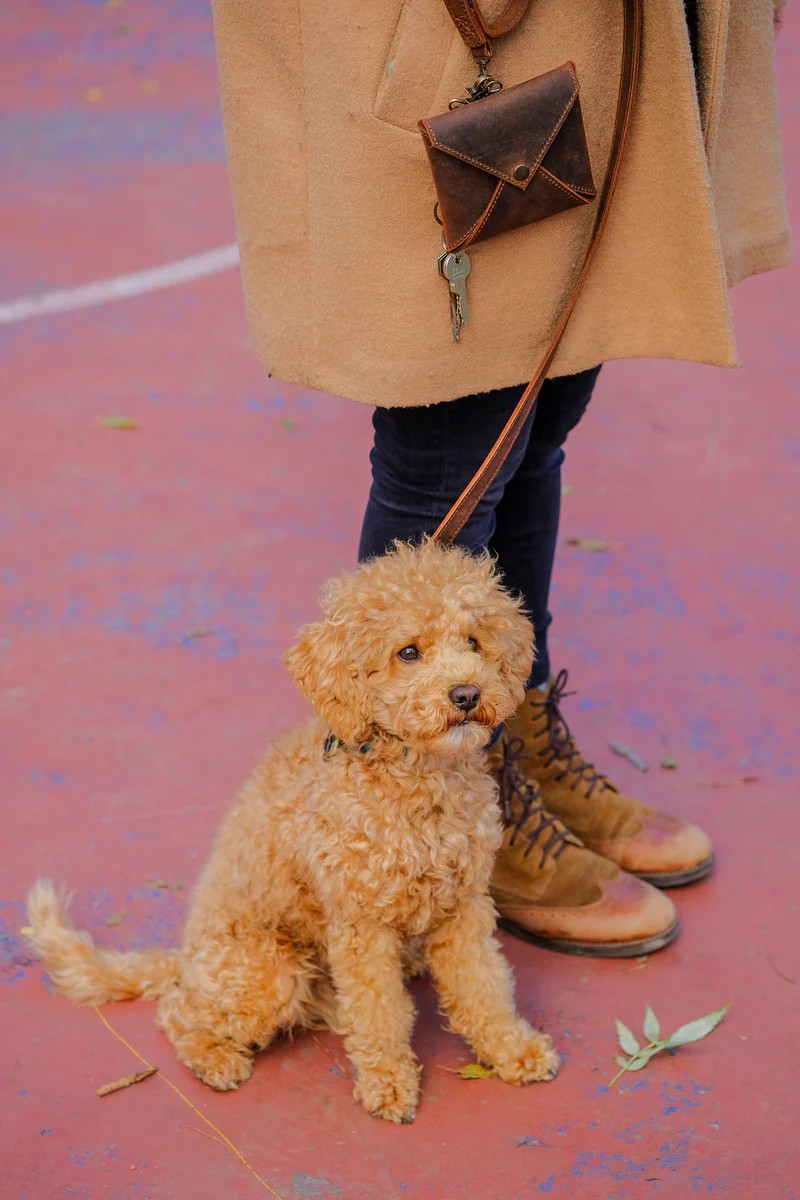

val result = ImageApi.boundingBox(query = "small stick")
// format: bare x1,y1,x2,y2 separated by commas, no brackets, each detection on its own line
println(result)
96,1066,158,1097
682,776,759,789
608,741,649,773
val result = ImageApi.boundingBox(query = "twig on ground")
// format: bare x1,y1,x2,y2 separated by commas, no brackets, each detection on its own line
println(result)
609,741,649,772
96,1066,158,1097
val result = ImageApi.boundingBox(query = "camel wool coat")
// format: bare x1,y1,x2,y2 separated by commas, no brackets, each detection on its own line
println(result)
211,0,790,407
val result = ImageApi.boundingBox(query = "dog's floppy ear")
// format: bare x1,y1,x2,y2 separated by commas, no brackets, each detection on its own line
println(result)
284,614,374,747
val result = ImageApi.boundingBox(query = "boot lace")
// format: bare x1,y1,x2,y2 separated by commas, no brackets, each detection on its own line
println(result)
535,669,615,799
500,737,577,868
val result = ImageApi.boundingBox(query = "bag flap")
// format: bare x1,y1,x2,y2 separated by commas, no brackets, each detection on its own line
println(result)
420,63,579,191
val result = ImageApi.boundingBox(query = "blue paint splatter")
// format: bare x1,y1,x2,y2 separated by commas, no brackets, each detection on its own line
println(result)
569,1151,646,1182
0,899,36,981
657,1081,708,1115
8,575,280,660
656,1138,690,1172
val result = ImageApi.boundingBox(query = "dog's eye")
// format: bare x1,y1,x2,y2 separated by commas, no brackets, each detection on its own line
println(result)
467,637,479,652
397,645,421,662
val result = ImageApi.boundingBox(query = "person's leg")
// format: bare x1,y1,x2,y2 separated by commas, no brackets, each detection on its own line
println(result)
489,365,601,686
359,382,535,554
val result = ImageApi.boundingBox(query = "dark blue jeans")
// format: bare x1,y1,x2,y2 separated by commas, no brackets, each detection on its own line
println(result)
358,366,601,687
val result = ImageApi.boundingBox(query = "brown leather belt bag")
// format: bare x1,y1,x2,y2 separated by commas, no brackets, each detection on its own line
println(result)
421,0,643,543
420,63,596,254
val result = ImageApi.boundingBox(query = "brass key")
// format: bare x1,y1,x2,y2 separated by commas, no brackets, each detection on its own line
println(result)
440,250,471,340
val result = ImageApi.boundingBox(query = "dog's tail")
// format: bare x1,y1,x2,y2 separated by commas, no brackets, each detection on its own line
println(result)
25,879,180,1005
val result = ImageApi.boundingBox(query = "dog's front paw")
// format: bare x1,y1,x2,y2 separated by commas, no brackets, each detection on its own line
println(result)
353,1057,421,1124
493,1025,560,1085
176,1033,255,1091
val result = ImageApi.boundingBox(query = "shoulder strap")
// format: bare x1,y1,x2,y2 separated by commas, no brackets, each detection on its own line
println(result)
441,0,533,58
433,0,642,544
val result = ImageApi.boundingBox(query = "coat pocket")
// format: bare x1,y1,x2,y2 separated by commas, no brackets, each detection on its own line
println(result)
372,0,460,133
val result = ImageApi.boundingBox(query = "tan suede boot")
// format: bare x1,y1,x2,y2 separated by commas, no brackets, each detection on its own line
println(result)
503,671,714,887
488,739,678,957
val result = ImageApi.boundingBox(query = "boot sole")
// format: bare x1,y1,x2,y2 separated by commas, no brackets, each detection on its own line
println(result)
633,854,715,889
497,916,679,959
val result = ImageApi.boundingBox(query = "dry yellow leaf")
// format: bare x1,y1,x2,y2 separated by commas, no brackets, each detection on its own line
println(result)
99,415,139,431
566,536,624,552
457,1063,497,1080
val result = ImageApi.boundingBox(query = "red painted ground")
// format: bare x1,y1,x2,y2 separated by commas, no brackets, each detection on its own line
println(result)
2,4,798,1198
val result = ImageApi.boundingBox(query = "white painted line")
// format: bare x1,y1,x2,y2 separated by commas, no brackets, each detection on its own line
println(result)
0,243,241,326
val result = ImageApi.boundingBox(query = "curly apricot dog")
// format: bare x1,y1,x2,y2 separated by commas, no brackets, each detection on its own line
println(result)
27,540,559,1123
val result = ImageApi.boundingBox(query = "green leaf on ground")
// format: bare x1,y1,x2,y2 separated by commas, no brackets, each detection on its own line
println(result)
615,1020,640,1056
610,1003,731,1086
643,1006,661,1042
624,1053,653,1072
666,1004,731,1047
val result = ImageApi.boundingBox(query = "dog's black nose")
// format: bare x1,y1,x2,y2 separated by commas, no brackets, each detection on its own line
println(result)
449,684,481,713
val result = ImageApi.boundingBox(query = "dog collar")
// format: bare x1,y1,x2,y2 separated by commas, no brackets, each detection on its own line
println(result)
322,731,410,761
322,732,373,761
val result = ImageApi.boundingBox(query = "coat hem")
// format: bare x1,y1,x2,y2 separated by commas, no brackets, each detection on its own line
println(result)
261,340,749,410
725,231,793,290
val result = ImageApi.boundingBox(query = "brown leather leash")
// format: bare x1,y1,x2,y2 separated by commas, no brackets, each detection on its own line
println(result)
441,0,534,58
433,0,642,544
